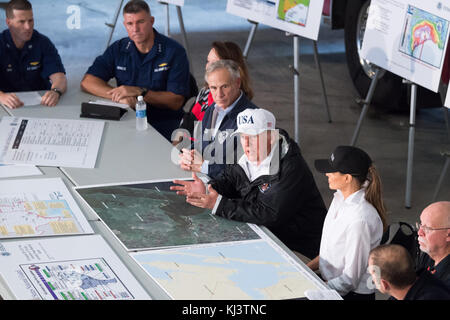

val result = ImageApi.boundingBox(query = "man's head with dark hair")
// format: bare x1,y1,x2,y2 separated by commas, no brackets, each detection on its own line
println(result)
5,0,34,48
123,0,151,15
122,0,154,48
368,244,417,292
6,0,32,19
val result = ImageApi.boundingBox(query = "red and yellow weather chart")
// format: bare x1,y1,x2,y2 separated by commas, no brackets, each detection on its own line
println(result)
399,4,449,68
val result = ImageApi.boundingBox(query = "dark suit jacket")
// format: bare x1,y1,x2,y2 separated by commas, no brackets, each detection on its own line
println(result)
195,93,258,179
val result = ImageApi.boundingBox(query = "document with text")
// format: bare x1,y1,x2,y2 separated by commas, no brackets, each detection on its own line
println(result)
0,117,104,168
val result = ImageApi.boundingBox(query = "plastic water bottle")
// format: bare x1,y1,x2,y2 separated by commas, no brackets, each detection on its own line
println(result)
135,95,148,131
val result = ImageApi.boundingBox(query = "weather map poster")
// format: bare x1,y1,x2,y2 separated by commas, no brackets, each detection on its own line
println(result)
226,0,324,40
277,0,310,26
361,0,450,92
398,5,448,69
75,179,261,251
0,178,93,239
0,235,150,300
132,239,327,300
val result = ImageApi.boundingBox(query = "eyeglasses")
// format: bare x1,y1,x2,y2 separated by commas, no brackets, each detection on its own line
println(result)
416,222,450,234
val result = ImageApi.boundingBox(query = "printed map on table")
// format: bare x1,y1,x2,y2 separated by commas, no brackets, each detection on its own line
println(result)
277,0,310,26
399,5,449,68
20,258,135,300
132,239,324,300
76,180,260,250
0,199,78,237
0,178,93,238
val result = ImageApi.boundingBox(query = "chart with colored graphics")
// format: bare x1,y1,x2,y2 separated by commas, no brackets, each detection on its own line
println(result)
361,0,450,92
399,5,449,68
20,259,134,300
0,178,93,239
0,235,150,300
277,0,310,26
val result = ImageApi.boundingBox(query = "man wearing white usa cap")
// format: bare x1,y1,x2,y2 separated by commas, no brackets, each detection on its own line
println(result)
172,108,327,259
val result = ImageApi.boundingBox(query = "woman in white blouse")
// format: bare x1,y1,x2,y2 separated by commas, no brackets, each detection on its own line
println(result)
307,145,388,300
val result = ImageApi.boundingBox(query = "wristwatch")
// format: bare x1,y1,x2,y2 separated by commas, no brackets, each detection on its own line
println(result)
51,88,62,97
139,87,148,97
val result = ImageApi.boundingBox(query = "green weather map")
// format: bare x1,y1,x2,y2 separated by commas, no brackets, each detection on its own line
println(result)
277,0,310,26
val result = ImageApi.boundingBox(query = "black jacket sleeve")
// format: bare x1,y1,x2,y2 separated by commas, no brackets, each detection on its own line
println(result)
213,156,310,228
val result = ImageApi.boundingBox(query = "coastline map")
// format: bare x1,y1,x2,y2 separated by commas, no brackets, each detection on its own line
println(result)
132,239,324,300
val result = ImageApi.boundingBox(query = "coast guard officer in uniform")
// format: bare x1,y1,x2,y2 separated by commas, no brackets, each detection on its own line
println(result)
81,0,191,141
0,0,67,109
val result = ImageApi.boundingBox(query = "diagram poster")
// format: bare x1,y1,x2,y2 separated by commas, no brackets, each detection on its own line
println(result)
226,0,324,40
361,0,450,92
0,235,150,300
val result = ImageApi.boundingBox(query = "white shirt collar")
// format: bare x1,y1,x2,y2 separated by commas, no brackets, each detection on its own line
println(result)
238,141,278,182
334,188,366,205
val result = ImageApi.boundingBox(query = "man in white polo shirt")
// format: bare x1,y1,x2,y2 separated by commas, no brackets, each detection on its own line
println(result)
171,108,327,260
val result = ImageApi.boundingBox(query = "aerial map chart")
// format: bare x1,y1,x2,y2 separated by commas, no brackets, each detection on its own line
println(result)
0,178,93,239
132,239,325,300
399,5,449,68
277,0,310,26
75,180,261,250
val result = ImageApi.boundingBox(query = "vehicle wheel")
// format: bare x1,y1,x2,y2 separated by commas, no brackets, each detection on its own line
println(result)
344,0,406,110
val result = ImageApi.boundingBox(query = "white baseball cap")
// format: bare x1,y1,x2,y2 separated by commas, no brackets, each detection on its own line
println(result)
233,108,276,136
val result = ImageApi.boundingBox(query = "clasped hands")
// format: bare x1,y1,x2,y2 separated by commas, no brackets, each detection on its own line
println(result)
170,173,219,210
107,85,142,108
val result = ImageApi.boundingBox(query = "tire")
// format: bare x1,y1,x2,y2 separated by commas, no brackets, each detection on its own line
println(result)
344,0,406,110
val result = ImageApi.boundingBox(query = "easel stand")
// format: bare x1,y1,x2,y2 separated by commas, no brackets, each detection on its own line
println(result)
350,70,417,208
242,21,332,143
160,2,193,74
350,67,384,145
288,35,332,142
243,20,259,58
404,80,417,209
105,0,124,51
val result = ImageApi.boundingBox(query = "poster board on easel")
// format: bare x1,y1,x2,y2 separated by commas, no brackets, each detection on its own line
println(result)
157,0,184,6
226,0,324,41
360,0,450,92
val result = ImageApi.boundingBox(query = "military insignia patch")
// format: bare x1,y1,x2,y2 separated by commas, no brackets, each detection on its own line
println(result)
258,183,271,193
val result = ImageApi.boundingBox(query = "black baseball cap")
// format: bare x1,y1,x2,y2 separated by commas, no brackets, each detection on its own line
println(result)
314,146,372,178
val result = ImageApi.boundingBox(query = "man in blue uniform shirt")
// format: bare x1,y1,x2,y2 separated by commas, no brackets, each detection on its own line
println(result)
81,0,191,141
0,0,67,109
